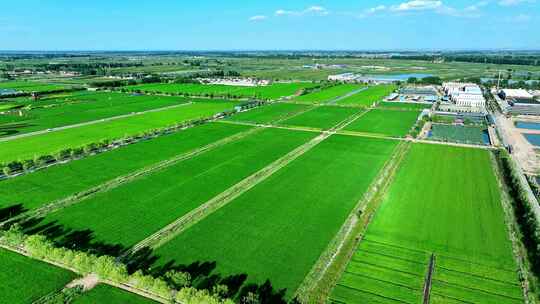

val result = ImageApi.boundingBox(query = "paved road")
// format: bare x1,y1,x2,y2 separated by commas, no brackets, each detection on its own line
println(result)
0,102,193,143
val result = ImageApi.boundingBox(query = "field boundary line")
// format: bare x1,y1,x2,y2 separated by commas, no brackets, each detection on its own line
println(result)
430,292,475,304
122,131,331,257
436,266,521,286
350,259,425,278
0,101,194,142
432,278,523,301
343,271,420,291
333,283,411,304
490,152,536,303
295,141,411,303
359,249,428,265
0,127,262,227
422,253,435,304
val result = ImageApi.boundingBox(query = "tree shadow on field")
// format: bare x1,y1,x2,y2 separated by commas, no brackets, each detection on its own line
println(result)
150,256,290,303
0,204,28,223
11,217,153,270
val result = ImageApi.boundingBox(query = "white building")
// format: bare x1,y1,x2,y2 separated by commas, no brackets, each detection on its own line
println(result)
328,73,357,82
499,89,534,100
442,82,486,113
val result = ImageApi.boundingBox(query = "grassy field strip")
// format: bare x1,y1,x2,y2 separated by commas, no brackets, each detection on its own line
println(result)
337,85,397,107
125,131,331,255
298,141,411,303
343,109,421,138
72,284,158,304
1,126,261,227
293,84,364,104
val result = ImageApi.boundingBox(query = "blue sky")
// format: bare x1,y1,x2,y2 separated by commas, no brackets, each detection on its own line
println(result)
0,0,538,50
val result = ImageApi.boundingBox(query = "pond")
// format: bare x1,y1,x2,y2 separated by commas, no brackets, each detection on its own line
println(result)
516,121,540,130
524,134,540,147
361,73,434,81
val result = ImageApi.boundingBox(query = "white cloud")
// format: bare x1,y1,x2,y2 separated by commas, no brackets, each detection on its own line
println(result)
275,5,329,17
499,0,535,6
366,5,387,14
390,0,443,11
248,15,267,21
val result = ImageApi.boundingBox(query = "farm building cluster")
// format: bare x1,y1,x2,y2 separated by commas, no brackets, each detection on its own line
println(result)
439,82,486,113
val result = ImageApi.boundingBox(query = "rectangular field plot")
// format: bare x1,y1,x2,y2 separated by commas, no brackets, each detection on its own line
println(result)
378,102,432,111
38,128,317,249
280,106,361,130
0,123,251,213
0,248,77,304
126,82,315,100
343,109,420,137
429,124,490,145
226,103,312,124
293,84,364,104
74,284,157,304
330,240,427,304
337,85,396,107
152,135,397,299
0,92,192,137
332,144,522,304
0,101,238,164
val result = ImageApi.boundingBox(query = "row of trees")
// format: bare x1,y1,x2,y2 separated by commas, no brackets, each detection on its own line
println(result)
406,76,442,85
0,225,234,304
496,150,540,288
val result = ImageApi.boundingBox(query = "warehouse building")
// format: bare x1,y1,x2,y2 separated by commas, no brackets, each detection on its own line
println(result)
441,82,486,113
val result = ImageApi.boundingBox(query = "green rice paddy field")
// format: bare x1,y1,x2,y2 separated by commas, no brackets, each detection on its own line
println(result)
293,84,364,104
226,102,311,124
0,101,238,164
126,82,315,100
330,144,522,304
152,135,397,299
0,81,67,93
280,106,361,130
337,85,397,107
0,92,195,136
0,248,77,304
344,109,420,137
0,123,250,212
40,128,317,248
73,284,157,304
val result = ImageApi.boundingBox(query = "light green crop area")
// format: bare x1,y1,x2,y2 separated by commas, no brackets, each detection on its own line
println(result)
226,103,312,124
331,144,522,304
280,106,361,130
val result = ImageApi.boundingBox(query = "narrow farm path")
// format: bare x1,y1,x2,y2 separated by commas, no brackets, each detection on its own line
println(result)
66,273,99,291
1,127,263,228
0,102,193,142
